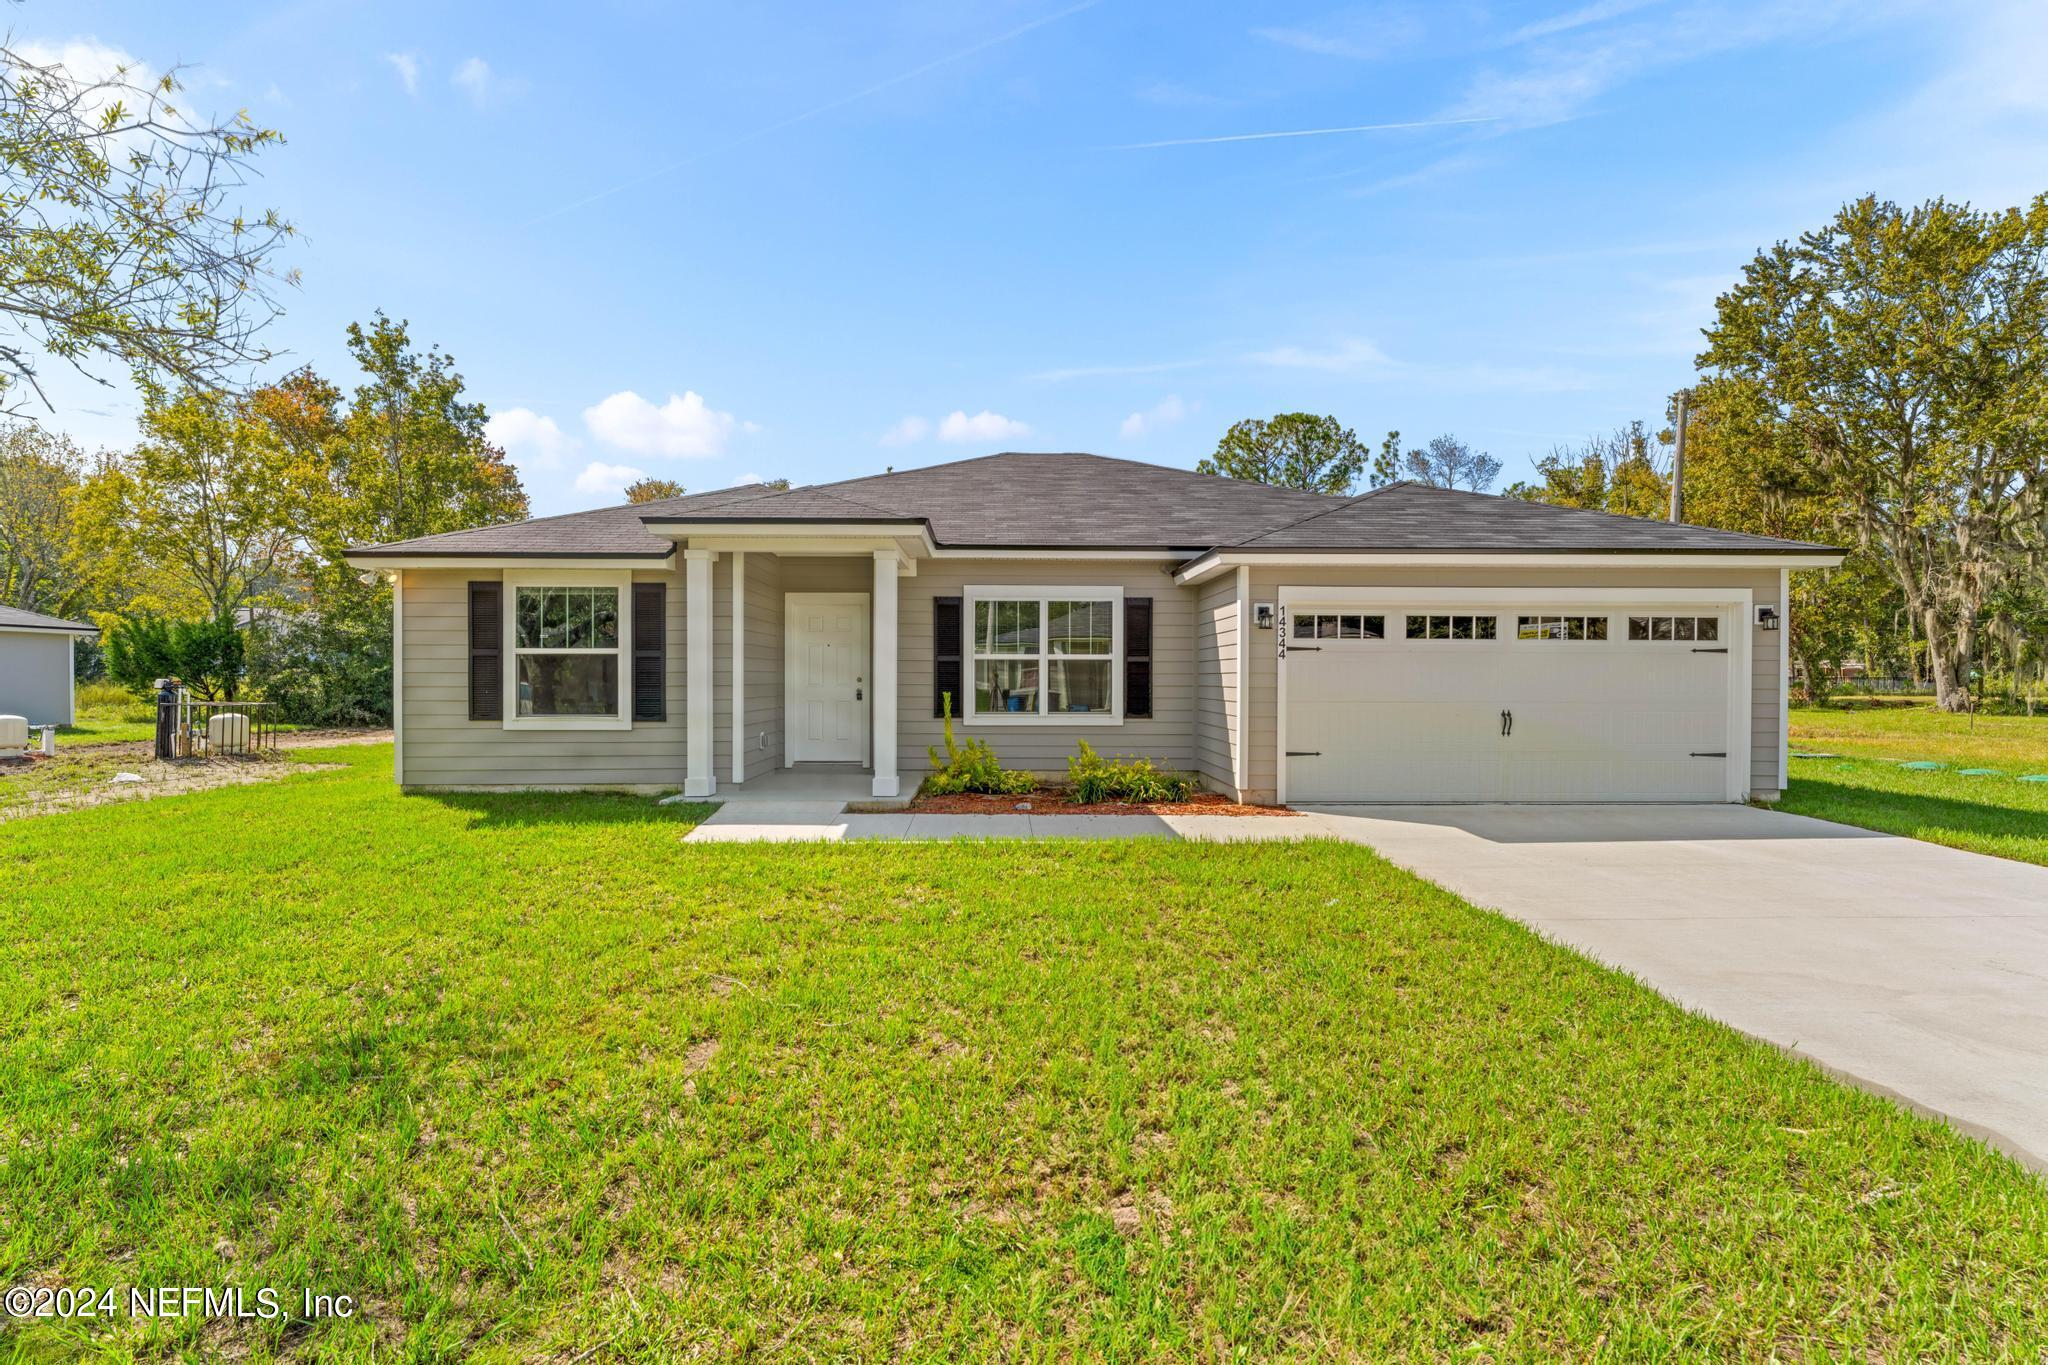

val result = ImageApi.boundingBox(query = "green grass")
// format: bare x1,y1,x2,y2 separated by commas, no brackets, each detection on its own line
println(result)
4,745,2046,1359
55,682,160,745
1778,703,2048,866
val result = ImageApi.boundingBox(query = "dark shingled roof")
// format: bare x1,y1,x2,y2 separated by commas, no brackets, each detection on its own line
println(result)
0,605,98,632
347,452,1837,560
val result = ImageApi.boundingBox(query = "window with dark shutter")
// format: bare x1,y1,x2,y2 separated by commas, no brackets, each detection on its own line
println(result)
933,596,963,717
468,581,503,721
632,581,666,722
1124,596,1152,718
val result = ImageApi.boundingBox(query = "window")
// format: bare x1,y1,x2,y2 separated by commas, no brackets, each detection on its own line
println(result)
506,577,630,727
1628,614,1720,642
1291,613,1385,640
1404,613,1497,641
969,590,1120,721
1517,614,1609,641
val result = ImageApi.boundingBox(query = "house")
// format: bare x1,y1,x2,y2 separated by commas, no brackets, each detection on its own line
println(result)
0,606,99,727
343,452,1842,804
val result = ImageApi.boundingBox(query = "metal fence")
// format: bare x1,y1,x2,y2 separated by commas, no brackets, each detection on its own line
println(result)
154,698,282,760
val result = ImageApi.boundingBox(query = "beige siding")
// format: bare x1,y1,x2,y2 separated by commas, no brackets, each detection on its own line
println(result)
738,551,785,781
1242,565,1784,803
398,567,686,789
899,560,1197,781
1194,573,1240,796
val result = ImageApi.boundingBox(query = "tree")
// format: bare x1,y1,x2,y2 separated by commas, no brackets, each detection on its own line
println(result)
1370,431,1402,487
69,389,313,618
103,611,245,700
0,422,87,614
0,39,294,413
1400,434,1502,492
624,476,686,503
1700,195,2048,711
1197,414,1367,494
1504,421,1669,518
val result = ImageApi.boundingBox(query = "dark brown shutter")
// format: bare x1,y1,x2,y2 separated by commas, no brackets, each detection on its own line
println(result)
632,580,666,722
1124,596,1153,719
933,596,963,717
468,581,502,721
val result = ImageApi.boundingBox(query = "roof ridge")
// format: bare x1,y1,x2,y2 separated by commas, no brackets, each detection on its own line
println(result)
1222,479,1406,547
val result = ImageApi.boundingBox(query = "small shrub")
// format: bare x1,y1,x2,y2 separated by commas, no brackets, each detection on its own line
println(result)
1064,741,1193,805
923,692,1034,796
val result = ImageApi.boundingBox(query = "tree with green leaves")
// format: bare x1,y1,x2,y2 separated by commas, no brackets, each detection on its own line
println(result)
0,38,294,414
1504,421,1670,518
1197,413,1367,494
0,421,88,614
103,611,244,700
624,476,686,503
1700,194,2048,711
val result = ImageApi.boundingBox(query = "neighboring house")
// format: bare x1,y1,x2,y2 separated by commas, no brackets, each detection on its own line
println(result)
0,606,99,727
344,452,1841,804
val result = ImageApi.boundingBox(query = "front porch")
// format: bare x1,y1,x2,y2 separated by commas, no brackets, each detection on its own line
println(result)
667,534,920,803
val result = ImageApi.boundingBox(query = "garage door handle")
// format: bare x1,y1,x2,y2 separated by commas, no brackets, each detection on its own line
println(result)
1690,751,1726,758
1288,645,1321,652
1286,750,1321,757
1691,647,1729,654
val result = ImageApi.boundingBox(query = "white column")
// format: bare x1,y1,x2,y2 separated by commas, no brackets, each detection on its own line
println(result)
730,551,746,785
684,548,717,798
870,550,900,798
391,569,404,786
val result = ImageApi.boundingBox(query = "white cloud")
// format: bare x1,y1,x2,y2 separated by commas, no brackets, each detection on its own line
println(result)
452,56,525,109
582,390,739,459
938,410,1030,443
732,472,765,486
486,407,574,471
1506,0,1665,45
878,415,931,447
1119,395,1188,439
384,52,420,95
13,41,159,135
1253,10,1427,60
574,461,648,497
1247,337,1395,372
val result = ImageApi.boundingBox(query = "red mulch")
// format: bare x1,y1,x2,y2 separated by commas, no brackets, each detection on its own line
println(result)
907,787,1297,817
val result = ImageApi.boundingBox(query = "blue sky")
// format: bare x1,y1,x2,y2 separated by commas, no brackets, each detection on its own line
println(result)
24,1,2048,514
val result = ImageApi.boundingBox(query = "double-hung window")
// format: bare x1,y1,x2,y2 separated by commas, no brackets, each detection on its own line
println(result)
967,588,1121,722
505,572,632,729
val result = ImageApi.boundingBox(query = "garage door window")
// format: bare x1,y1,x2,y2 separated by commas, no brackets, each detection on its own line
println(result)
1628,614,1719,642
1293,612,1385,640
1404,613,1497,641
1517,614,1609,641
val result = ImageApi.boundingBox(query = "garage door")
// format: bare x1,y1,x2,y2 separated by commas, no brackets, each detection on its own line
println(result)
1282,605,1737,803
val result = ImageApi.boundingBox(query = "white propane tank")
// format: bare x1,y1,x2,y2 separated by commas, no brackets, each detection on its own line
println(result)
207,711,251,754
0,714,27,756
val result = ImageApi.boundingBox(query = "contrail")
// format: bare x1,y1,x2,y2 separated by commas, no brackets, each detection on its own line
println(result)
1106,116,1498,150
530,0,1105,225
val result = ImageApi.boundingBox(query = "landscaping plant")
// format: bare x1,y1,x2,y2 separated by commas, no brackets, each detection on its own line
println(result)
922,691,1033,795
1065,739,1193,804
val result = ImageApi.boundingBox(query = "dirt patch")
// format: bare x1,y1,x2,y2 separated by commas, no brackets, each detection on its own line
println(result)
904,786,1297,817
0,750,345,822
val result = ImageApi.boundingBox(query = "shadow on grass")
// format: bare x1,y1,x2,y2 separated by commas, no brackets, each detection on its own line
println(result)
419,789,717,829
1780,775,2046,848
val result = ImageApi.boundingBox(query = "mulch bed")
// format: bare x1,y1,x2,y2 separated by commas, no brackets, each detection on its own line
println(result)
906,787,1298,817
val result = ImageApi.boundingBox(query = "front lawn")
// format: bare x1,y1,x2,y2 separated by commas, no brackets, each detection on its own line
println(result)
4,745,2045,1359
1778,703,2048,866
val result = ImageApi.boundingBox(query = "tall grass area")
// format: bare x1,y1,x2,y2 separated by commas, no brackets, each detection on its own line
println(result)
57,680,158,746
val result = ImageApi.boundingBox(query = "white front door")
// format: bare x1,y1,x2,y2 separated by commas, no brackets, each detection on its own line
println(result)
785,592,870,763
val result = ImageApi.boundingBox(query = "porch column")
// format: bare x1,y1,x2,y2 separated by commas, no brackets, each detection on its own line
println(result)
730,551,746,785
870,549,900,798
683,548,716,798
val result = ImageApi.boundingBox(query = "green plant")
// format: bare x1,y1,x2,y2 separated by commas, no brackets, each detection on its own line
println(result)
103,612,246,700
1064,740,1193,804
923,692,1034,796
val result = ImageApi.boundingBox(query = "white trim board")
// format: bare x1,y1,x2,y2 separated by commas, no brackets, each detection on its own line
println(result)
1179,550,1842,585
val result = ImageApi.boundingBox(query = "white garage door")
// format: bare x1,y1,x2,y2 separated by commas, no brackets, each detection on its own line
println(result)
1283,604,1739,803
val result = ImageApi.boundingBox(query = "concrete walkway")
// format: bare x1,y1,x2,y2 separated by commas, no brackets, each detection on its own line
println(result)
1300,804,2048,1171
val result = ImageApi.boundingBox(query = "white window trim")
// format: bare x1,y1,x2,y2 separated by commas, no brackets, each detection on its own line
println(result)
502,568,635,731
962,584,1124,726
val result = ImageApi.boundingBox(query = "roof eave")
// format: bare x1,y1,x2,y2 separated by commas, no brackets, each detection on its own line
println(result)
1174,545,1848,584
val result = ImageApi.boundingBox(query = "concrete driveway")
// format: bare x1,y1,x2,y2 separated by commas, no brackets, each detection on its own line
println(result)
1303,804,2048,1171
